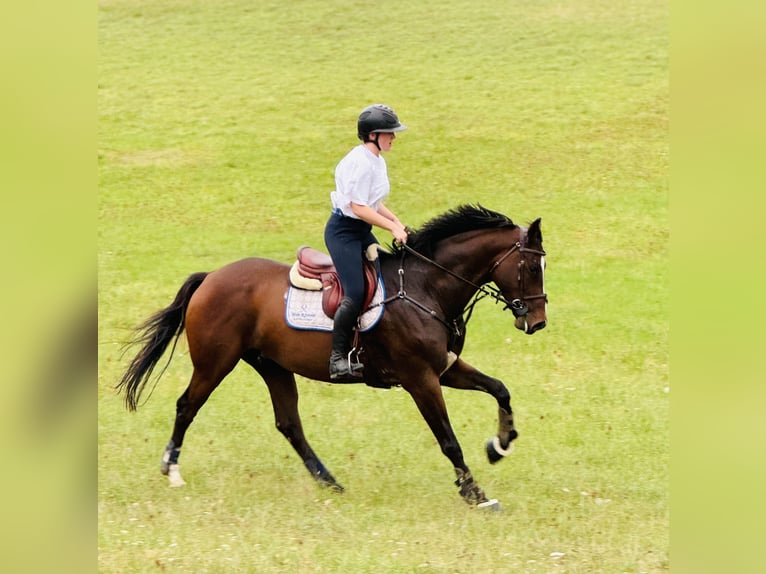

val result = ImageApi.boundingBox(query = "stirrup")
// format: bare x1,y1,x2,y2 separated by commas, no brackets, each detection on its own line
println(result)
346,349,363,373
329,351,364,382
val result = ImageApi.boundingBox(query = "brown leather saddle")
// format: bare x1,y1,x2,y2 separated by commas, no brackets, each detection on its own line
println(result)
289,246,379,319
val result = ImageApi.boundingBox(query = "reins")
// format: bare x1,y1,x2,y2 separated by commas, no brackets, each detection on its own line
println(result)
371,238,547,337
402,241,546,317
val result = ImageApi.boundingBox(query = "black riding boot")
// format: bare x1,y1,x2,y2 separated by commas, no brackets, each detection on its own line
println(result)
329,297,364,383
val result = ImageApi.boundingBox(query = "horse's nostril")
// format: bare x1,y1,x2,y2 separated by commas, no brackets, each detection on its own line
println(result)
527,320,546,334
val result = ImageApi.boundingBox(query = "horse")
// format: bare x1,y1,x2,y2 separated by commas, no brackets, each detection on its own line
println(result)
116,204,547,509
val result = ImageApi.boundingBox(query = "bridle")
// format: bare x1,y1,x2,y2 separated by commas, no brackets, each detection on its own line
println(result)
486,242,548,317
404,240,546,316
375,235,547,337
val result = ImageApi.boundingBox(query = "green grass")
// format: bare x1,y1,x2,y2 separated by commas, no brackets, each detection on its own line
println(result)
99,0,668,572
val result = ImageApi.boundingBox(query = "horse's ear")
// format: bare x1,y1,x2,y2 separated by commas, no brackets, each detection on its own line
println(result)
528,218,542,245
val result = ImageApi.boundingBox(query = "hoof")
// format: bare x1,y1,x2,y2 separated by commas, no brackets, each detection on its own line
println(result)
486,436,514,464
477,498,502,512
319,480,345,493
306,460,344,492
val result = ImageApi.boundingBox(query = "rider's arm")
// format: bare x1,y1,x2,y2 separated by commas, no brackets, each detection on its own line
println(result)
350,202,408,244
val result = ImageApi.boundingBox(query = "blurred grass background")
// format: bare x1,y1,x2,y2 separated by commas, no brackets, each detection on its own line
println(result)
10,0,766,570
96,0,670,572
10,0,766,571
19,0,766,572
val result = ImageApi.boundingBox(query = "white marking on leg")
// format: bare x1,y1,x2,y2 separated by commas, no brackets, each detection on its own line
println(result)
167,464,186,487
492,435,515,457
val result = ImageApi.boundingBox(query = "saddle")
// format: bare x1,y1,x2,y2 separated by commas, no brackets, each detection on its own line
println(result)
289,245,380,319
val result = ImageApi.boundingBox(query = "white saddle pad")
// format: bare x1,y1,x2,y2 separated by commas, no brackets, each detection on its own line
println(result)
284,276,386,332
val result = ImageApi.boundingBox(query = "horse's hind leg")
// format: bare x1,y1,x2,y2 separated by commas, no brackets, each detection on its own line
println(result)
439,358,518,464
247,356,344,492
161,358,238,487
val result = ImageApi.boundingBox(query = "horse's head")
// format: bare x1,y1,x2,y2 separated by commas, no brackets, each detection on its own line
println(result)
491,218,547,335
399,205,547,335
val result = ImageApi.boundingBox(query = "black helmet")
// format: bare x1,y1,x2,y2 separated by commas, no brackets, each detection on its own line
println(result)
357,104,407,140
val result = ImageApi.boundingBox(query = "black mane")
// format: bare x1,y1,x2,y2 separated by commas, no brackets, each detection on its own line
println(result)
392,204,516,258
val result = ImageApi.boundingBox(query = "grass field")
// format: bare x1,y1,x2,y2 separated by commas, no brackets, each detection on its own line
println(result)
98,0,668,572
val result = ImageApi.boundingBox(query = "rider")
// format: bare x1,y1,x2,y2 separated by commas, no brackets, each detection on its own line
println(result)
324,104,409,382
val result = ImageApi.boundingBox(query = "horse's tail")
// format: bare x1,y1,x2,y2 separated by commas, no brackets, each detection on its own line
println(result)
116,272,209,411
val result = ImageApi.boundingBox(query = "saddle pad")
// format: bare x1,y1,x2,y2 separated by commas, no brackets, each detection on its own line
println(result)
285,275,385,332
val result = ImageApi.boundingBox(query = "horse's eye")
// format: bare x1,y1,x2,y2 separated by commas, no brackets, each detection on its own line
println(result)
529,264,541,274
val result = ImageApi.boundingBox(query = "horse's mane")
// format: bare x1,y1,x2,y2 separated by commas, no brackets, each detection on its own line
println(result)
391,204,516,258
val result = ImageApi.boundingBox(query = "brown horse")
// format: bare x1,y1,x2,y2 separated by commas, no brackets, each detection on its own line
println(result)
117,205,547,509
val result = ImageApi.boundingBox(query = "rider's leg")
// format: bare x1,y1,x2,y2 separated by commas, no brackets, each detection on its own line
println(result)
324,213,370,382
329,296,364,382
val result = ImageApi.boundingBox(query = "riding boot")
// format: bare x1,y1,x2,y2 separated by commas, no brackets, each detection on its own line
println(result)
329,297,364,383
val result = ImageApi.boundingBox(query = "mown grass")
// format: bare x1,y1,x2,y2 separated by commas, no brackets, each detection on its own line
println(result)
99,0,668,572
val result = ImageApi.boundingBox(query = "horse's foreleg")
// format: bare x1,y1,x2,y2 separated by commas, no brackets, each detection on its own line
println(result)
252,358,344,492
439,358,518,464
405,377,500,510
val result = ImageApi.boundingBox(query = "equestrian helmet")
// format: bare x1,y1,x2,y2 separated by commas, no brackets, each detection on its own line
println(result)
357,104,407,140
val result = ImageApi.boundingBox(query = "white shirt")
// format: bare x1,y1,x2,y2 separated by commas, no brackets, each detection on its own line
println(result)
330,145,390,218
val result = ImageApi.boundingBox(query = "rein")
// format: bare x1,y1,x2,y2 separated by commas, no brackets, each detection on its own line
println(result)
373,239,547,336
402,241,547,317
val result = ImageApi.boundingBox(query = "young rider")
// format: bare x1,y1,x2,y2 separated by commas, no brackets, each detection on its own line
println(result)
324,104,409,382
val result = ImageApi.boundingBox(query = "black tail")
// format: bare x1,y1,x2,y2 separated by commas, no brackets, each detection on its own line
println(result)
116,272,208,411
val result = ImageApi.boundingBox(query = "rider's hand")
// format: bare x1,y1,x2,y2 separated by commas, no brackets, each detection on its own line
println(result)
392,223,408,245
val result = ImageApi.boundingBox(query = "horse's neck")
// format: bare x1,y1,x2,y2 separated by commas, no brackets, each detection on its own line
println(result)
432,231,511,284
403,233,509,316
